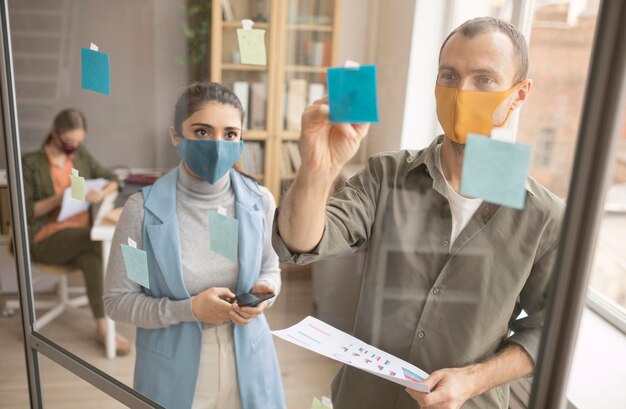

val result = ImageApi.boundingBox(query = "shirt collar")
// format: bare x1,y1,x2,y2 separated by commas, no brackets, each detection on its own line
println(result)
406,134,536,198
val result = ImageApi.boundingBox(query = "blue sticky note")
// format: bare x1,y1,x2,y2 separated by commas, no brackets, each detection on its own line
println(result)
120,244,149,288
327,65,379,123
208,211,239,263
81,48,110,95
460,133,532,210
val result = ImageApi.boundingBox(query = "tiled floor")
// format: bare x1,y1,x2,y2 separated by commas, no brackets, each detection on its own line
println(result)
0,265,341,408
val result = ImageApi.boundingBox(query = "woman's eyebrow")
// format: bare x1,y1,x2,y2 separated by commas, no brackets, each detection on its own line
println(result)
224,126,241,131
190,122,214,128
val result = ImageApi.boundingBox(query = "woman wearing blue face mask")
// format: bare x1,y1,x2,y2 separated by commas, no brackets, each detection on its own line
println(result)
103,82,286,409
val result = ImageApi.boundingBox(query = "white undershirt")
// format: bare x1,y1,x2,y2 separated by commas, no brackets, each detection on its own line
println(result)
435,145,483,248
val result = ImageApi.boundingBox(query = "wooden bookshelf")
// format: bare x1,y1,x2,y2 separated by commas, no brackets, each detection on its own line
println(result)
212,0,341,201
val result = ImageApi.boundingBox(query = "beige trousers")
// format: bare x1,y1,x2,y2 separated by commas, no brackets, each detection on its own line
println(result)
192,324,242,409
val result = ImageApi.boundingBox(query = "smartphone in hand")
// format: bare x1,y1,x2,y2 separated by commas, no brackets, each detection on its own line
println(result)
234,292,275,307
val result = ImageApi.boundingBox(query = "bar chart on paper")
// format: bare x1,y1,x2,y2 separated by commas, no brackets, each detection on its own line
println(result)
272,316,430,392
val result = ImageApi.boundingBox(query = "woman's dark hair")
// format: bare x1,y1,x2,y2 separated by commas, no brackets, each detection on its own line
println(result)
173,82,245,137
44,108,87,145
173,82,255,180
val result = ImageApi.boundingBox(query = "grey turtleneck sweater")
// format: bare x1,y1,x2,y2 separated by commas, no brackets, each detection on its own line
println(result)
103,163,281,329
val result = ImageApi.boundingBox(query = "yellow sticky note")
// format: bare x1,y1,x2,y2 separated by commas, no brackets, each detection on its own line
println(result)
70,169,85,201
237,28,267,66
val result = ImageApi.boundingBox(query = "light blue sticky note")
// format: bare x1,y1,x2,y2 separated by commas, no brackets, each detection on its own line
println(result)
208,211,239,263
70,175,85,201
237,28,267,65
461,133,531,210
120,244,150,288
327,65,379,123
81,48,110,95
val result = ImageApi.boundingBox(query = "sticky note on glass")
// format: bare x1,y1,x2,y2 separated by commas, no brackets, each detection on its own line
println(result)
311,397,332,409
237,19,266,66
461,133,531,210
327,64,379,123
81,43,110,95
120,238,150,289
69,168,85,201
208,210,239,263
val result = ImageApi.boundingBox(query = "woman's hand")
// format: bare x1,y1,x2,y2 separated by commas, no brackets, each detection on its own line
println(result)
299,98,370,180
229,282,274,325
86,189,106,204
191,287,236,325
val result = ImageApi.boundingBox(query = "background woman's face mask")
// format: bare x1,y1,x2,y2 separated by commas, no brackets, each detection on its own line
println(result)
56,135,79,155
434,83,521,144
175,138,244,184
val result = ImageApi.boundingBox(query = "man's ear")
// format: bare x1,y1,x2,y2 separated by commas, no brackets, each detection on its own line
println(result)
169,125,180,146
511,79,533,110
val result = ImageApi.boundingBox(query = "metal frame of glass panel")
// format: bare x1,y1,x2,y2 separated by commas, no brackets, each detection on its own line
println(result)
529,0,626,407
1,0,625,408
0,0,160,407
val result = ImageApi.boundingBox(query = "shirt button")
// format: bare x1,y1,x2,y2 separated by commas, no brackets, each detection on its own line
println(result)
432,288,440,295
443,240,449,247
417,331,425,339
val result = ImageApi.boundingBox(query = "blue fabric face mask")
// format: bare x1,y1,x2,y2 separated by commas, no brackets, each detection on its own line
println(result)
175,139,244,184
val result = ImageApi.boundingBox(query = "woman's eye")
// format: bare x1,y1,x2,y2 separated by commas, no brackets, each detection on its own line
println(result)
195,129,209,137
225,132,238,140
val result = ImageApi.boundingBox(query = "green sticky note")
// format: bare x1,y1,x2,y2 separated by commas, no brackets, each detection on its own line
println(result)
208,211,239,263
120,244,150,289
70,175,85,201
311,397,331,409
461,133,532,210
237,28,267,65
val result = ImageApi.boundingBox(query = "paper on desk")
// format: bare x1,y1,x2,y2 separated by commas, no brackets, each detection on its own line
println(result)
272,316,430,393
57,178,108,222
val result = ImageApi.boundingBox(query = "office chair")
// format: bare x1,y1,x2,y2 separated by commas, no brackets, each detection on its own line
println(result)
2,228,89,331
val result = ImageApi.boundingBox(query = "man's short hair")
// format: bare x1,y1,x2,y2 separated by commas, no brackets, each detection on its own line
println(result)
439,17,529,84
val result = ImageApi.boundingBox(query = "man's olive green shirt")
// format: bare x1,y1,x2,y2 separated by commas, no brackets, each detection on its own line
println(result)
272,136,564,409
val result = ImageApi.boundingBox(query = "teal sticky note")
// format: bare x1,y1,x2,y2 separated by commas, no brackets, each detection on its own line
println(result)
237,28,267,65
208,211,239,263
461,133,532,210
81,48,110,95
327,65,379,123
70,175,85,201
120,244,150,288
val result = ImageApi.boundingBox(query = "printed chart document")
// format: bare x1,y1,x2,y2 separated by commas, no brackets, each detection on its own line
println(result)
272,316,430,393
57,178,108,222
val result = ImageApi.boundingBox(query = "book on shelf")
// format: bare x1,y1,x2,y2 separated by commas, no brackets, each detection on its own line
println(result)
286,79,308,131
249,82,267,130
221,0,234,21
240,141,264,177
286,142,302,172
280,142,292,176
308,82,325,105
233,81,249,131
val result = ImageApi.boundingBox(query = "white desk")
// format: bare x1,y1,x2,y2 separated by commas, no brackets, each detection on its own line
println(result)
90,191,118,359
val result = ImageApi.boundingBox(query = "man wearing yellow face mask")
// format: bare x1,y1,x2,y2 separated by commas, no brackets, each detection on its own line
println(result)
273,17,563,409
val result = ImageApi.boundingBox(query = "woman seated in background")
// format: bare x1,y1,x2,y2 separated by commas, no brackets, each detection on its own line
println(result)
104,82,286,409
22,108,130,355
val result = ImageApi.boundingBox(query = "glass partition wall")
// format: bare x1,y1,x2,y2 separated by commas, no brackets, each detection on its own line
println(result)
1,0,625,408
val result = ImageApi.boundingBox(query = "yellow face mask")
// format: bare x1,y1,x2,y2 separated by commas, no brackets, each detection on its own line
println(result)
434,82,522,144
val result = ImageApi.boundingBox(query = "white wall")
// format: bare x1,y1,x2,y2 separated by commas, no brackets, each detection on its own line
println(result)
9,0,188,171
